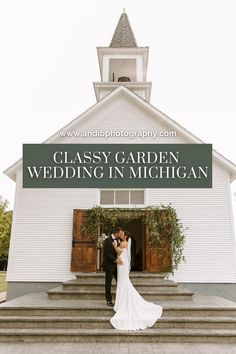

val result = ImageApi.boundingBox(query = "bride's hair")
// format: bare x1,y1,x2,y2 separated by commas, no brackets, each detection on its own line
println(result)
124,231,131,240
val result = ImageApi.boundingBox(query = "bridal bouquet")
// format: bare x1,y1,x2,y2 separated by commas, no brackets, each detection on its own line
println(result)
97,233,109,248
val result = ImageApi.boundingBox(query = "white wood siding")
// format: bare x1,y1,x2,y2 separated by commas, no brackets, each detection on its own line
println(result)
147,162,236,282
6,96,236,282
6,174,98,282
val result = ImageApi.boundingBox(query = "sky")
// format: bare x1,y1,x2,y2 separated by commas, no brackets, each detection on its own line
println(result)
0,0,236,219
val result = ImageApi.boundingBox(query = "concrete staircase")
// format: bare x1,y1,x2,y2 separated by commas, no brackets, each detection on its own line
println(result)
47,272,194,301
0,272,236,342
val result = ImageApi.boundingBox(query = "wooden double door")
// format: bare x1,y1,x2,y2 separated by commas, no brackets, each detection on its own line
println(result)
71,209,172,273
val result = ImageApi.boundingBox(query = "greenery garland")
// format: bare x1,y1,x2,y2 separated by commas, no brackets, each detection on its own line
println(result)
81,204,187,274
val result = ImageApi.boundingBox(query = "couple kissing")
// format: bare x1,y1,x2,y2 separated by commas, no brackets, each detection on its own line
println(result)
102,226,163,331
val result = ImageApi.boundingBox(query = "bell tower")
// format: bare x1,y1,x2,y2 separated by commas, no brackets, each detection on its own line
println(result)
94,9,151,102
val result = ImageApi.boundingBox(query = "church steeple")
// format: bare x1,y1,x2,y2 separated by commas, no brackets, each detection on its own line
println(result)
110,9,137,48
94,10,151,102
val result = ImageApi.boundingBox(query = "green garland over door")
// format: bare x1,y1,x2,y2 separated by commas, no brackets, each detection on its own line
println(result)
80,204,187,274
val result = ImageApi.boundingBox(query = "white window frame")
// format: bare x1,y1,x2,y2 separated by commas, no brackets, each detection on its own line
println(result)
96,188,147,208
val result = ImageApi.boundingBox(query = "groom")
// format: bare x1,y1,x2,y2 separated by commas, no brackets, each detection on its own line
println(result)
102,226,123,306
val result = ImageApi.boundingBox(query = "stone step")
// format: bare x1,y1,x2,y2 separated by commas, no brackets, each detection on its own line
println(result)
47,287,194,301
0,315,236,330
63,280,177,292
75,272,168,283
0,292,6,304
1,304,236,317
155,316,236,329
0,327,236,343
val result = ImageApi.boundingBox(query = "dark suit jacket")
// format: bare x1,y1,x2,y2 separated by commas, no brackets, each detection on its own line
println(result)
102,235,117,272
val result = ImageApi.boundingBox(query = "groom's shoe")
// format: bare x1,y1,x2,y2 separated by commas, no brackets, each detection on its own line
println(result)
107,301,114,306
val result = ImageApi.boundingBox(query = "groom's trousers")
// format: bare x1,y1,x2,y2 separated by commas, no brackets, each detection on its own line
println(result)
105,268,117,302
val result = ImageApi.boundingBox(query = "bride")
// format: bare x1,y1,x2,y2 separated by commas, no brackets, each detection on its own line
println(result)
110,230,163,330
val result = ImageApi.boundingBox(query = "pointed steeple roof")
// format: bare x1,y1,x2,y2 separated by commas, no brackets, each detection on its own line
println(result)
110,9,138,47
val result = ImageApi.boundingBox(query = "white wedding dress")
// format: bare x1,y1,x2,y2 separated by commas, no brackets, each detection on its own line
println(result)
110,243,163,330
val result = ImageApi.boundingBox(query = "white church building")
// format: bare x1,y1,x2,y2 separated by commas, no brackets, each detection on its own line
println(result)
4,10,236,301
